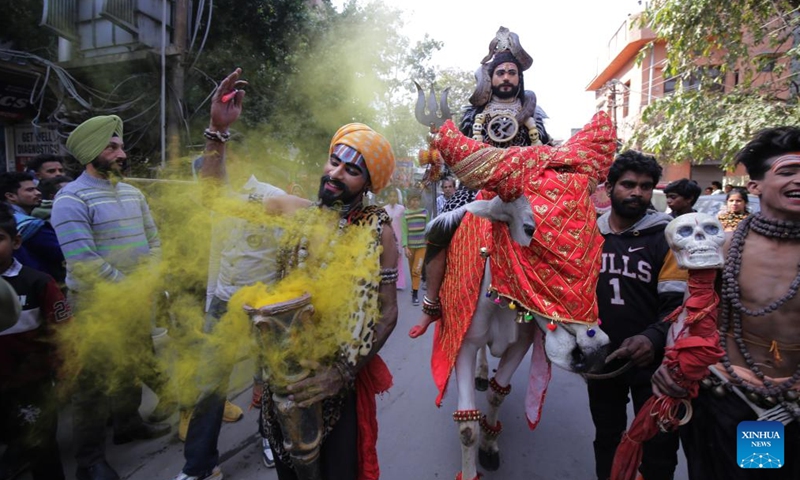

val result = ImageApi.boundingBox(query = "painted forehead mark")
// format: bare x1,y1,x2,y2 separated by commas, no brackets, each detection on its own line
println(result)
769,153,800,172
331,144,368,177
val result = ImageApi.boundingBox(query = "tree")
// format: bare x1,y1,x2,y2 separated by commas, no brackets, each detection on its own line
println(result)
434,67,479,122
629,0,800,169
256,1,445,175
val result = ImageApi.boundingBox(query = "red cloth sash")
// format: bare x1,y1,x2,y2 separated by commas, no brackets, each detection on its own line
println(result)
356,355,393,480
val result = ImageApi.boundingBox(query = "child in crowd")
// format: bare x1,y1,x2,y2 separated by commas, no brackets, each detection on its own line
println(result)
402,190,428,305
0,205,71,480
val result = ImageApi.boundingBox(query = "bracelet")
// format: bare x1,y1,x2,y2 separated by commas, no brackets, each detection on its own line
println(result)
247,192,265,204
380,267,399,285
203,128,231,143
333,359,355,387
422,295,441,317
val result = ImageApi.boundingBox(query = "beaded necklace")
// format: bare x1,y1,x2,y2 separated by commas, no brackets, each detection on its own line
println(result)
719,214,800,417
718,211,749,231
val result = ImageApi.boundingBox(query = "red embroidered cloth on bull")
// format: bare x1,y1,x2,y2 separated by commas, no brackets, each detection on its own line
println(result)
429,112,616,428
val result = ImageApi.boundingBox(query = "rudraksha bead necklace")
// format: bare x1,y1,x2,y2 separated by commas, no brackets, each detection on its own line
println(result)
719,214,800,419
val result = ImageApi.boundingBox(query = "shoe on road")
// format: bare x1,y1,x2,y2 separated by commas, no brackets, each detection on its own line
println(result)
172,465,223,480
178,409,193,442
261,437,275,468
222,400,243,423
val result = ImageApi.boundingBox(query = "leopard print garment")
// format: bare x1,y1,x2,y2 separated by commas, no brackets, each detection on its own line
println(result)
441,185,478,214
261,204,389,467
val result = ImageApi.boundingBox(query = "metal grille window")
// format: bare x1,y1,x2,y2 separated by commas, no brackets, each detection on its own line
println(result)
100,0,138,34
40,0,79,41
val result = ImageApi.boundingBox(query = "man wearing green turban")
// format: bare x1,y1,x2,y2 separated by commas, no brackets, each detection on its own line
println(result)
65,115,124,168
52,115,170,480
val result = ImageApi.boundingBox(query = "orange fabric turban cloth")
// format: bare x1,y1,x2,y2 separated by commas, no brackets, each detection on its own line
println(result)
329,123,395,194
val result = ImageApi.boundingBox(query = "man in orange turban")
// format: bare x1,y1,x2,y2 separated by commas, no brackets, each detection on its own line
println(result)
179,68,399,480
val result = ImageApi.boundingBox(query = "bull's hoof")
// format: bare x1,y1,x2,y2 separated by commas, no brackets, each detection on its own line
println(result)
478,448,500,471
475,377,489,391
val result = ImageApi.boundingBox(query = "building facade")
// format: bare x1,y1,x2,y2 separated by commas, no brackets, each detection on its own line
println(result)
585,11,792,188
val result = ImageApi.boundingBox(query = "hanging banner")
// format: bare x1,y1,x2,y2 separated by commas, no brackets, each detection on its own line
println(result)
14,125,61,157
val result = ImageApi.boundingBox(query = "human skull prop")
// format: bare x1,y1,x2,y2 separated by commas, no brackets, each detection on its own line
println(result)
665,213,725,269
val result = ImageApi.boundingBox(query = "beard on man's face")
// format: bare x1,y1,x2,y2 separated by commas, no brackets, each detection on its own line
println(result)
491,83,519,100
90,157,123,178
610,192,649,219
318,175,361,207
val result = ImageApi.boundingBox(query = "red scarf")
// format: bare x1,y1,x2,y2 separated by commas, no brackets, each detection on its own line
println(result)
356,355,393,480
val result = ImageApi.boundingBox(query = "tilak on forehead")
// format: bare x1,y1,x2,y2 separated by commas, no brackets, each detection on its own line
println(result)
331,144,370,179
769,152,800,172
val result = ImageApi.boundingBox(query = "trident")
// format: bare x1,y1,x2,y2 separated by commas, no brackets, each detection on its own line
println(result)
414,82,451,190
414,81,452,131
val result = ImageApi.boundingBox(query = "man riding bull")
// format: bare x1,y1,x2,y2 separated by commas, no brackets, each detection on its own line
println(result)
437,26,553,214
415,27,554,332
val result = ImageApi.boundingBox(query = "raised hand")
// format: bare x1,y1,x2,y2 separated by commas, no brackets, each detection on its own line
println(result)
209,68,248,133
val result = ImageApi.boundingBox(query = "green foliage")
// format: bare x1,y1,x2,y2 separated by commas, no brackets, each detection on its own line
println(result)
629,0,800,167
629,89,800,168
434,67,477,120
185,0,319,128
235,1,446,167
4,0,471,180
0,1,58,55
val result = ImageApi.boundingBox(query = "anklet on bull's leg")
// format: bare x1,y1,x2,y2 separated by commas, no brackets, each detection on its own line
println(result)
452,409,482,422
488,377,511,396
479,415,502,438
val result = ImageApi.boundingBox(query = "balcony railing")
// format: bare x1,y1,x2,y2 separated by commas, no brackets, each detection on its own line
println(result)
100,0,138,34
40,0,78,41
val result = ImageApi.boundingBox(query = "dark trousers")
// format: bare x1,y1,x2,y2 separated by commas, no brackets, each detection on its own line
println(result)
0,380,65,480
274,391,358,480
587,367,679,480
182,392,226,476
68,290,147,468
682,389,800,480
73,371,143,467
182,296,231,476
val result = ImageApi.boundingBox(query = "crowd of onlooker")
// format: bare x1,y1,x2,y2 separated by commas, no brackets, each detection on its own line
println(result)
1,154,74,480
664,178,754,232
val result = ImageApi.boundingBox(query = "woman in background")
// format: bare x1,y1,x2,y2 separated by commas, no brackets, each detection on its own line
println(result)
718,187,750,232
382,188,406,290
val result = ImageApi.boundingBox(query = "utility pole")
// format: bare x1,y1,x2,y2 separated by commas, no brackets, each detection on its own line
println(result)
606,80,618,132
167,0,188,162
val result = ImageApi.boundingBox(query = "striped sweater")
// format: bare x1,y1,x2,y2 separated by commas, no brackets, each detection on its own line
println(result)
403,207,428,249
51,172,161,291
